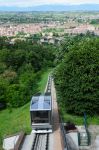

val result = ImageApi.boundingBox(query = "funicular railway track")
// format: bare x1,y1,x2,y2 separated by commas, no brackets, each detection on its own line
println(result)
32,133,49,150
31,75,52,150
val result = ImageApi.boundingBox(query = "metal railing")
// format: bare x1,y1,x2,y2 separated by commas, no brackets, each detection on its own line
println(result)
59,116,69,150
84,112,91,145
78,112,91,146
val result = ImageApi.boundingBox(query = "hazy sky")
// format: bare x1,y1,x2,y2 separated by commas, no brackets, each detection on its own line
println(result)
0,0,99,7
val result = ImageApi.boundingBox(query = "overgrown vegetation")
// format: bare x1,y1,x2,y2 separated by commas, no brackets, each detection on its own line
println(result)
54,35,99,116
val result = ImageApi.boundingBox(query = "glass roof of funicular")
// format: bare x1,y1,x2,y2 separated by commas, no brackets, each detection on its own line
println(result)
30,93,51,111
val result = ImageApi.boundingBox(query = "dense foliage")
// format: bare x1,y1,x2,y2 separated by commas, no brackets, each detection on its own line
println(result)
54,37,99,115
0,37,55,108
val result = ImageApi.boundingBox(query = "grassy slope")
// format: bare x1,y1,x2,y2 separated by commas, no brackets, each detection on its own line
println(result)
0,69,51,149
38,69,51,93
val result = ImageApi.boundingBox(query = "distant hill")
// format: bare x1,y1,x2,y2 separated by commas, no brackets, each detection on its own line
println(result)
0,4,99,11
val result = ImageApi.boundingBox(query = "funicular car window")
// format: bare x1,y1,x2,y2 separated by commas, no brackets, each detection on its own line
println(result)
33,111,49,123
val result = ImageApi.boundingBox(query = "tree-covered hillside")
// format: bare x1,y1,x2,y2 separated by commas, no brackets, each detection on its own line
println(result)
0,37,55,108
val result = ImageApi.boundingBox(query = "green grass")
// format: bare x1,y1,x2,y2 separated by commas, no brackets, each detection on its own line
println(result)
62,112,99,125
0,103,31,150
0,69,51,149
0,103,31,136
63,113,83,125
38,69,51,93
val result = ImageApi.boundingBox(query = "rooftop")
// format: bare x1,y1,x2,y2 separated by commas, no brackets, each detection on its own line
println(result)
30,93,51,111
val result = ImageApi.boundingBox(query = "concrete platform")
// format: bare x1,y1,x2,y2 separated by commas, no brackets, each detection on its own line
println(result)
77,126,86,132
3,135,19,150
49,133,54,150
95,136,99,150
21,134,35,150
66,132,79,148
